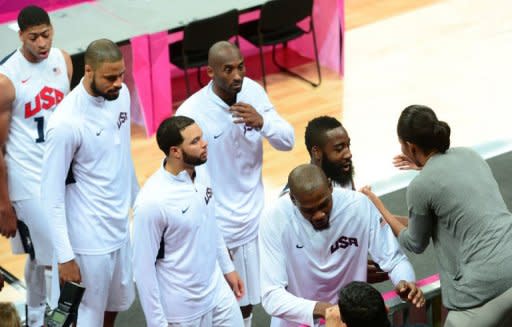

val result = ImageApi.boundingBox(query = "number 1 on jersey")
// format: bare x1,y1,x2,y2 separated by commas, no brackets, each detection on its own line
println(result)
34,116,45,143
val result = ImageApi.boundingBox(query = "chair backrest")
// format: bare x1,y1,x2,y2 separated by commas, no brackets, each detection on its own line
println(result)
183,9,239,53
259,0,313,32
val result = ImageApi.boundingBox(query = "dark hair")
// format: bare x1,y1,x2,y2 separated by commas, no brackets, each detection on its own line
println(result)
156,116,195,156
397,105,451,153
84,39,123,70
338,281,391,327
18,5,51,31
305,116,343,155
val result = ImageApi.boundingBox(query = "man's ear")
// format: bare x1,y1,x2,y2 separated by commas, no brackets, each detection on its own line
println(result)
289,192,296,206
312,145,322,162
169,146,181,159
206,66,214,79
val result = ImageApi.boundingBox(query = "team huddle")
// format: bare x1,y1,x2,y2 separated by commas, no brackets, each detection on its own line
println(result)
2,5,512,327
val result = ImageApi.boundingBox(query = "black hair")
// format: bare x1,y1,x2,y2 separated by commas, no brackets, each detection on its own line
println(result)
18,6,51,31
305,116,344,155
156,116,195,156
397,105,451,153
338,281,391,327
84,39,123,70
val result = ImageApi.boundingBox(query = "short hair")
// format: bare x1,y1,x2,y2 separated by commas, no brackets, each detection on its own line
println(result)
337,282,391,327
156,116,195,156
397,105,451,153
305,116,344,155
288,164,330,196
0,302,22,327
208,41,242,68
18,5,51,31
84,39,123,70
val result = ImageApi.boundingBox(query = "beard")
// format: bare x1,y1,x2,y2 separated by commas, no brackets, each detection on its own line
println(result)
312,220,330,231
183,149,206,166
321,157,354,188
91,76,120,101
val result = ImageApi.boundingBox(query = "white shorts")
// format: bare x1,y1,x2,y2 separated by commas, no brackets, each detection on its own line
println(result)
73,241,135,327
10,198,53,265
230,238,260,306
169,279,243,327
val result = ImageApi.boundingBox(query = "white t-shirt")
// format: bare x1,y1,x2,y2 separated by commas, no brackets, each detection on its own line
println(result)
176,78,295,248
260,188,415,327
132,165,234,325
0,48,69,201
42,81,138,263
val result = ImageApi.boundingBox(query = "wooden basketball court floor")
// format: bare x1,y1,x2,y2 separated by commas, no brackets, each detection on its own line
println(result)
2,0,512,307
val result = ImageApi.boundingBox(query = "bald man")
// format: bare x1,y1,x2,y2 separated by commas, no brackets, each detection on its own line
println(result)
176,41,294,326
260,164,422,327
42,39,139,327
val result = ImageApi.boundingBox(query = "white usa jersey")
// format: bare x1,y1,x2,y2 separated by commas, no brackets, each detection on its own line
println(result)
0,48,69,201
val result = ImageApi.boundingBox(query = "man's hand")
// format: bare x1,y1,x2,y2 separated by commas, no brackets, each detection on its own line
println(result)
313,301,333,319
0,204,17,238
325,305,347,327
58,259,81,285
229,102,263,130
395,280,425,308
392,154,420,170
224,271,245,300
367,259,389,283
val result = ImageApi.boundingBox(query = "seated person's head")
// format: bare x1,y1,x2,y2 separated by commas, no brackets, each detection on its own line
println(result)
0,302,22,327
337,281,390,327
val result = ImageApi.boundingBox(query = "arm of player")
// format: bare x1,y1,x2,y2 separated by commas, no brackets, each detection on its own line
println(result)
129,158,140,207
42,123,78,263
252,84,294,150
42,121,82,283
214,215,243,299
259,104,295,151
60,49,73,84
132,200,168,327
365,197,416,286
259,208,317,326
0,75,17,238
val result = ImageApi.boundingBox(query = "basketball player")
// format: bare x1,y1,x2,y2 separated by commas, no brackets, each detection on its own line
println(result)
260,164,422,327
0,5,72,326
133,116,244,326
176,41,294,326
41,39,138,327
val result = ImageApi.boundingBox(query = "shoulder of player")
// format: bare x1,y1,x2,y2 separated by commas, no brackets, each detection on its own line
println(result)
0,74,15,99
332,188,374,214
261,195,294,230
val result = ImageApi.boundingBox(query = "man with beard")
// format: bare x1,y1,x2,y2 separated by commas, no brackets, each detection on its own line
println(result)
41,39,139,327
293,116,387,283
0,6,72,325
132,116,245,326
176,41,294,326
304,116,354,189
260,164,420,327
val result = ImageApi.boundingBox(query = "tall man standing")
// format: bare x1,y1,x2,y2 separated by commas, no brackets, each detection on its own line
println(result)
0,5,72,326
42,39,138,327
176,41,295,326
133,116,244,326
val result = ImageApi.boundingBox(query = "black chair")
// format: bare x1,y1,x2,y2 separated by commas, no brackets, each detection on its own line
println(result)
239,0,321,90
169,9,239,96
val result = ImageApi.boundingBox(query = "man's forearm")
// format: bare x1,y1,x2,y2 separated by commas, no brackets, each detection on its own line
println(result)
0,151,11,206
